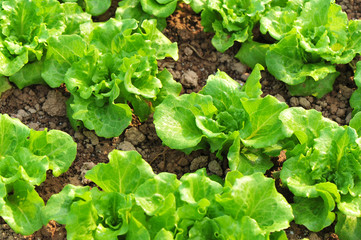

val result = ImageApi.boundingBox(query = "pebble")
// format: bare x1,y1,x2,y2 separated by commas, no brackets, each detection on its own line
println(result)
308,233,321,240
16,109,29,120
190,156,208,171
208,160,223,176
231,62,247,74
275,94,286,103
125,127,146,146
330,104,338,114
74,131,85,140
181,70,199,88
289,97,299,107
346,112,352,124
83,131,99,145
336,108,346,117
117,141,136,151
42,90,67,117
28,108,36,114
299,97,311,109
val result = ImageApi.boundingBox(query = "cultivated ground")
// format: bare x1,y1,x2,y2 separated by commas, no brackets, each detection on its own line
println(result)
0,1,360,239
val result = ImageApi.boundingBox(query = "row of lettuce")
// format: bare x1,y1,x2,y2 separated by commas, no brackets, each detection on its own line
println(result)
1,0,361,239
0,0,181,138
1,65,361,239
186,0,361,99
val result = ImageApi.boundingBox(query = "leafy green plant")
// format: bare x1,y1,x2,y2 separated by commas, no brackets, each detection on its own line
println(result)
154,65,290,175
0,114,77,235
61,0,111,16
5,1,91,89
41,18,180,138
116,0,178,30
279,107,361,238
199,0,272,53
44,149,293,239
0,0,66,77
350,61,361,116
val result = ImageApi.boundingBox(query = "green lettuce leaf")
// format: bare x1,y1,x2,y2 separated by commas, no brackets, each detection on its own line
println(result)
85,150,154,193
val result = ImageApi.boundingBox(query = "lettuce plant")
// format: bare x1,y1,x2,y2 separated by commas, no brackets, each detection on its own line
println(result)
279,107,361,238
61,0,111,16
350,61,361,116
5,1,91,89
44,149,293,239
38,18,180,138
199,0,272,52
116,0,178,30
0,114,77,235
237,0,361,98
154,65,290,175
0,0,66,77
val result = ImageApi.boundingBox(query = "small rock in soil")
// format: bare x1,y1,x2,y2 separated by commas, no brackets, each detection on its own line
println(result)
16,109,29,121
309,233,321,240
80,162,96,184
190,156,208,171
208,160,223,176
74,131,85,140
289,97,299,107
231,62,247,75
299,97,311,109
346,112,352,124
42,90,67,117
117,141,136,151
125,127,146,146
275,94,286,103
181,70,199,88
83,131,99,145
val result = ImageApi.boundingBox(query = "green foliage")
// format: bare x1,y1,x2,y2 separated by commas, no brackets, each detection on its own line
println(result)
154,65,290,175
116,0,177,30
188,0,361,98
0,0,66,79
0,114,77,235
57,18,180,137
279,108,361,232
44,150,293,239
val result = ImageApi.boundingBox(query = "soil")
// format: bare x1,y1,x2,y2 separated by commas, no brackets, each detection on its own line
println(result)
0,1,359,239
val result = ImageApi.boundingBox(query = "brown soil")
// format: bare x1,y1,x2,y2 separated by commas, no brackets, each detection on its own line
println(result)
0,1,359,239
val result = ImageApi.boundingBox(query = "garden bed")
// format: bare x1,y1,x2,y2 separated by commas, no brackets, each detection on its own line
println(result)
0,1,360,239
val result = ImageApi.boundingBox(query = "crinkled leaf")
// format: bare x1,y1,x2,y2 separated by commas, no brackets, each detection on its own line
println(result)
28,129,77,177
335,213,361,240
228,132,273,174
85,150,154,194
9,61,45,89
68,95,132,138
0,114,30,156
62,3,92,35
179,169,223,205
0,180,44,235
44,184,92,224
214,215,266,240
84,0,111,16
279,108,338,147
42,35,88,88
154,93,216,152
240,95,289,148
287,72,339,98
217,172,293,232
266,33,338,85
292,191,336,231
140,0,177,18
66,200,98,240
236,41,269,68
0,76,11,96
